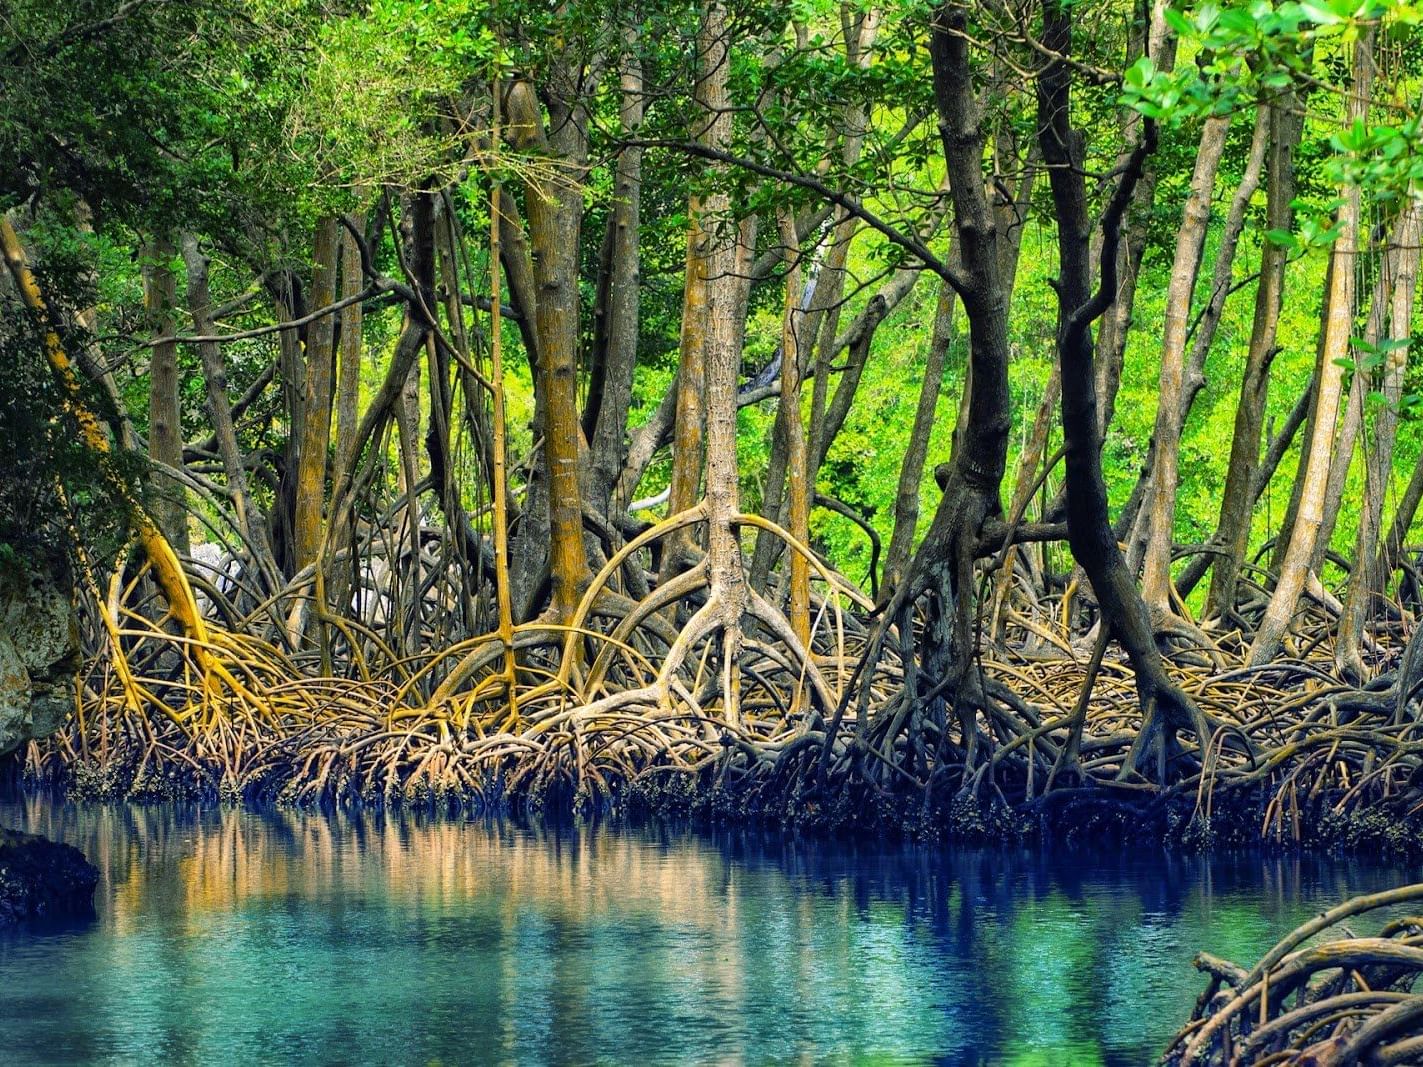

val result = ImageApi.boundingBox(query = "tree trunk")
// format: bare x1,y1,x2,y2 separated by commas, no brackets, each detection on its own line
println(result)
1123,103,1270,583
1140,112,1232,618
1249,31,1373,667
1180,104,1270,421
692,0,757,724
801,9,881,500
586,33,643,516
1093,2,1175,441
810,200,953,483
1118,104,1270,594
334,219,365,482
270,270,306,576
142,234,188,555
1039,5,1172,533
882,279,954,599
1337,204,1422,677
1205,98,1304,620
2,216,211,656
1038,0,1209,778
71,200,135,450
1309,227,1406,580
495,186,551,614
1175,370,1313,602
776,210,811,642
872,2,1012,764
292,216,339,576
614,384,678,514
1378,443,1423,599
665,212,708,524
180,233,252,540
506,77,593,622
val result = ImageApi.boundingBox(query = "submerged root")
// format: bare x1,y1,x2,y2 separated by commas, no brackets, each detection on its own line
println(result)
1165,884,1423,1066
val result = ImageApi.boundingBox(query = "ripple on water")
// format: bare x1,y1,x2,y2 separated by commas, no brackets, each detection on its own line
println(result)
0,799,1417,1065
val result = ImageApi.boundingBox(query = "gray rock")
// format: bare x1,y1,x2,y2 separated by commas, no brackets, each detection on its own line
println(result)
0,550,96,925
0,550,78,757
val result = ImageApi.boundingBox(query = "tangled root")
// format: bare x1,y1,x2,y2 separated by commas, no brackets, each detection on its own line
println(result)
1165,883,1423,1065
37,509,873,811
32,504,1423,841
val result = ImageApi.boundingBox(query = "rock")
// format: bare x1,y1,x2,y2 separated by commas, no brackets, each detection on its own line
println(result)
0,548,78,757
0,549,96,925
0,827,98,925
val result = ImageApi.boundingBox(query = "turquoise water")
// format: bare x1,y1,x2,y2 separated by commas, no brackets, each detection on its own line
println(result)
0,799,1415,1065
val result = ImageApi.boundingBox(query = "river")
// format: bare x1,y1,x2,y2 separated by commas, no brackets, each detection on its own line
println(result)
0,798,1415,1065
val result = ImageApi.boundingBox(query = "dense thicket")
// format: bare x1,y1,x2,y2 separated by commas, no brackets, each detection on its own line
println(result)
4,0,1423,832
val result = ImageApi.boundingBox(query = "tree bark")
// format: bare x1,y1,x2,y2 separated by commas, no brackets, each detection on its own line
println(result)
870,1,1013,764
1038,0,1208,778
292,216,339,576
1378,443,1423,599
665,212,708,525
1140,112,1232,618
586,31,643,516
269,269,306,575
1309,224,1407,580
2,216,210,655
142,234,188,555
882,279,954,599
1338,204,1422,677
1119,104,1270,589
1249,31,1373,667
694,0,757,724
180,233,252,540
1205,98,1304,620
494,186,551,613
71,200,135,450
1093,2,1174,441
506,76,593,622
334,220,365,482
772,210,812,640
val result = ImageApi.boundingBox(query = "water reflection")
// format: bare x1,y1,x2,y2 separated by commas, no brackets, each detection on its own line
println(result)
0,799,1415,1066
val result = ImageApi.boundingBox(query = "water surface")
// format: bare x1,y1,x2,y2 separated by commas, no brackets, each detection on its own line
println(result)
0,799,1416,1065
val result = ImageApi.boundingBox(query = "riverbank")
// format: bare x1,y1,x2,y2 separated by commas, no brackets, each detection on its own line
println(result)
20,750,1423,864
638,772,1423,863
23,592,1423,861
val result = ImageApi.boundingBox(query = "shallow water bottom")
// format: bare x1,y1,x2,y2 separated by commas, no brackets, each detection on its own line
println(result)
0,797,1416,1065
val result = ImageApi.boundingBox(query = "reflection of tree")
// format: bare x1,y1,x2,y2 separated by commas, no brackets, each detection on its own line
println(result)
0,799,1416,1064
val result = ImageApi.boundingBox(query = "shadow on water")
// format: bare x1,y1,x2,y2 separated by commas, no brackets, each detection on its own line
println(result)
0,797,1417,1066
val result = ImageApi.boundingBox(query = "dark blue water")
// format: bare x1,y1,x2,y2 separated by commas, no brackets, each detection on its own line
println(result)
0,799,1415,1065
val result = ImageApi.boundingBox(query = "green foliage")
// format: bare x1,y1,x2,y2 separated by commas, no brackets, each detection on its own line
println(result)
7,0,1423,605
299,0,498,191
1124,2,1423,213
0,279,136,566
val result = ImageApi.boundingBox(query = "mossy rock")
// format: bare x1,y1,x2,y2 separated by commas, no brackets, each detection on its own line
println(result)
0,547,78,757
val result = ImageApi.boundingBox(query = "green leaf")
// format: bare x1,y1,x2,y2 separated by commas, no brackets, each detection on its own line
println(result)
1164,7,1193,35
1299,0,1346,23
1124,56,1155,89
